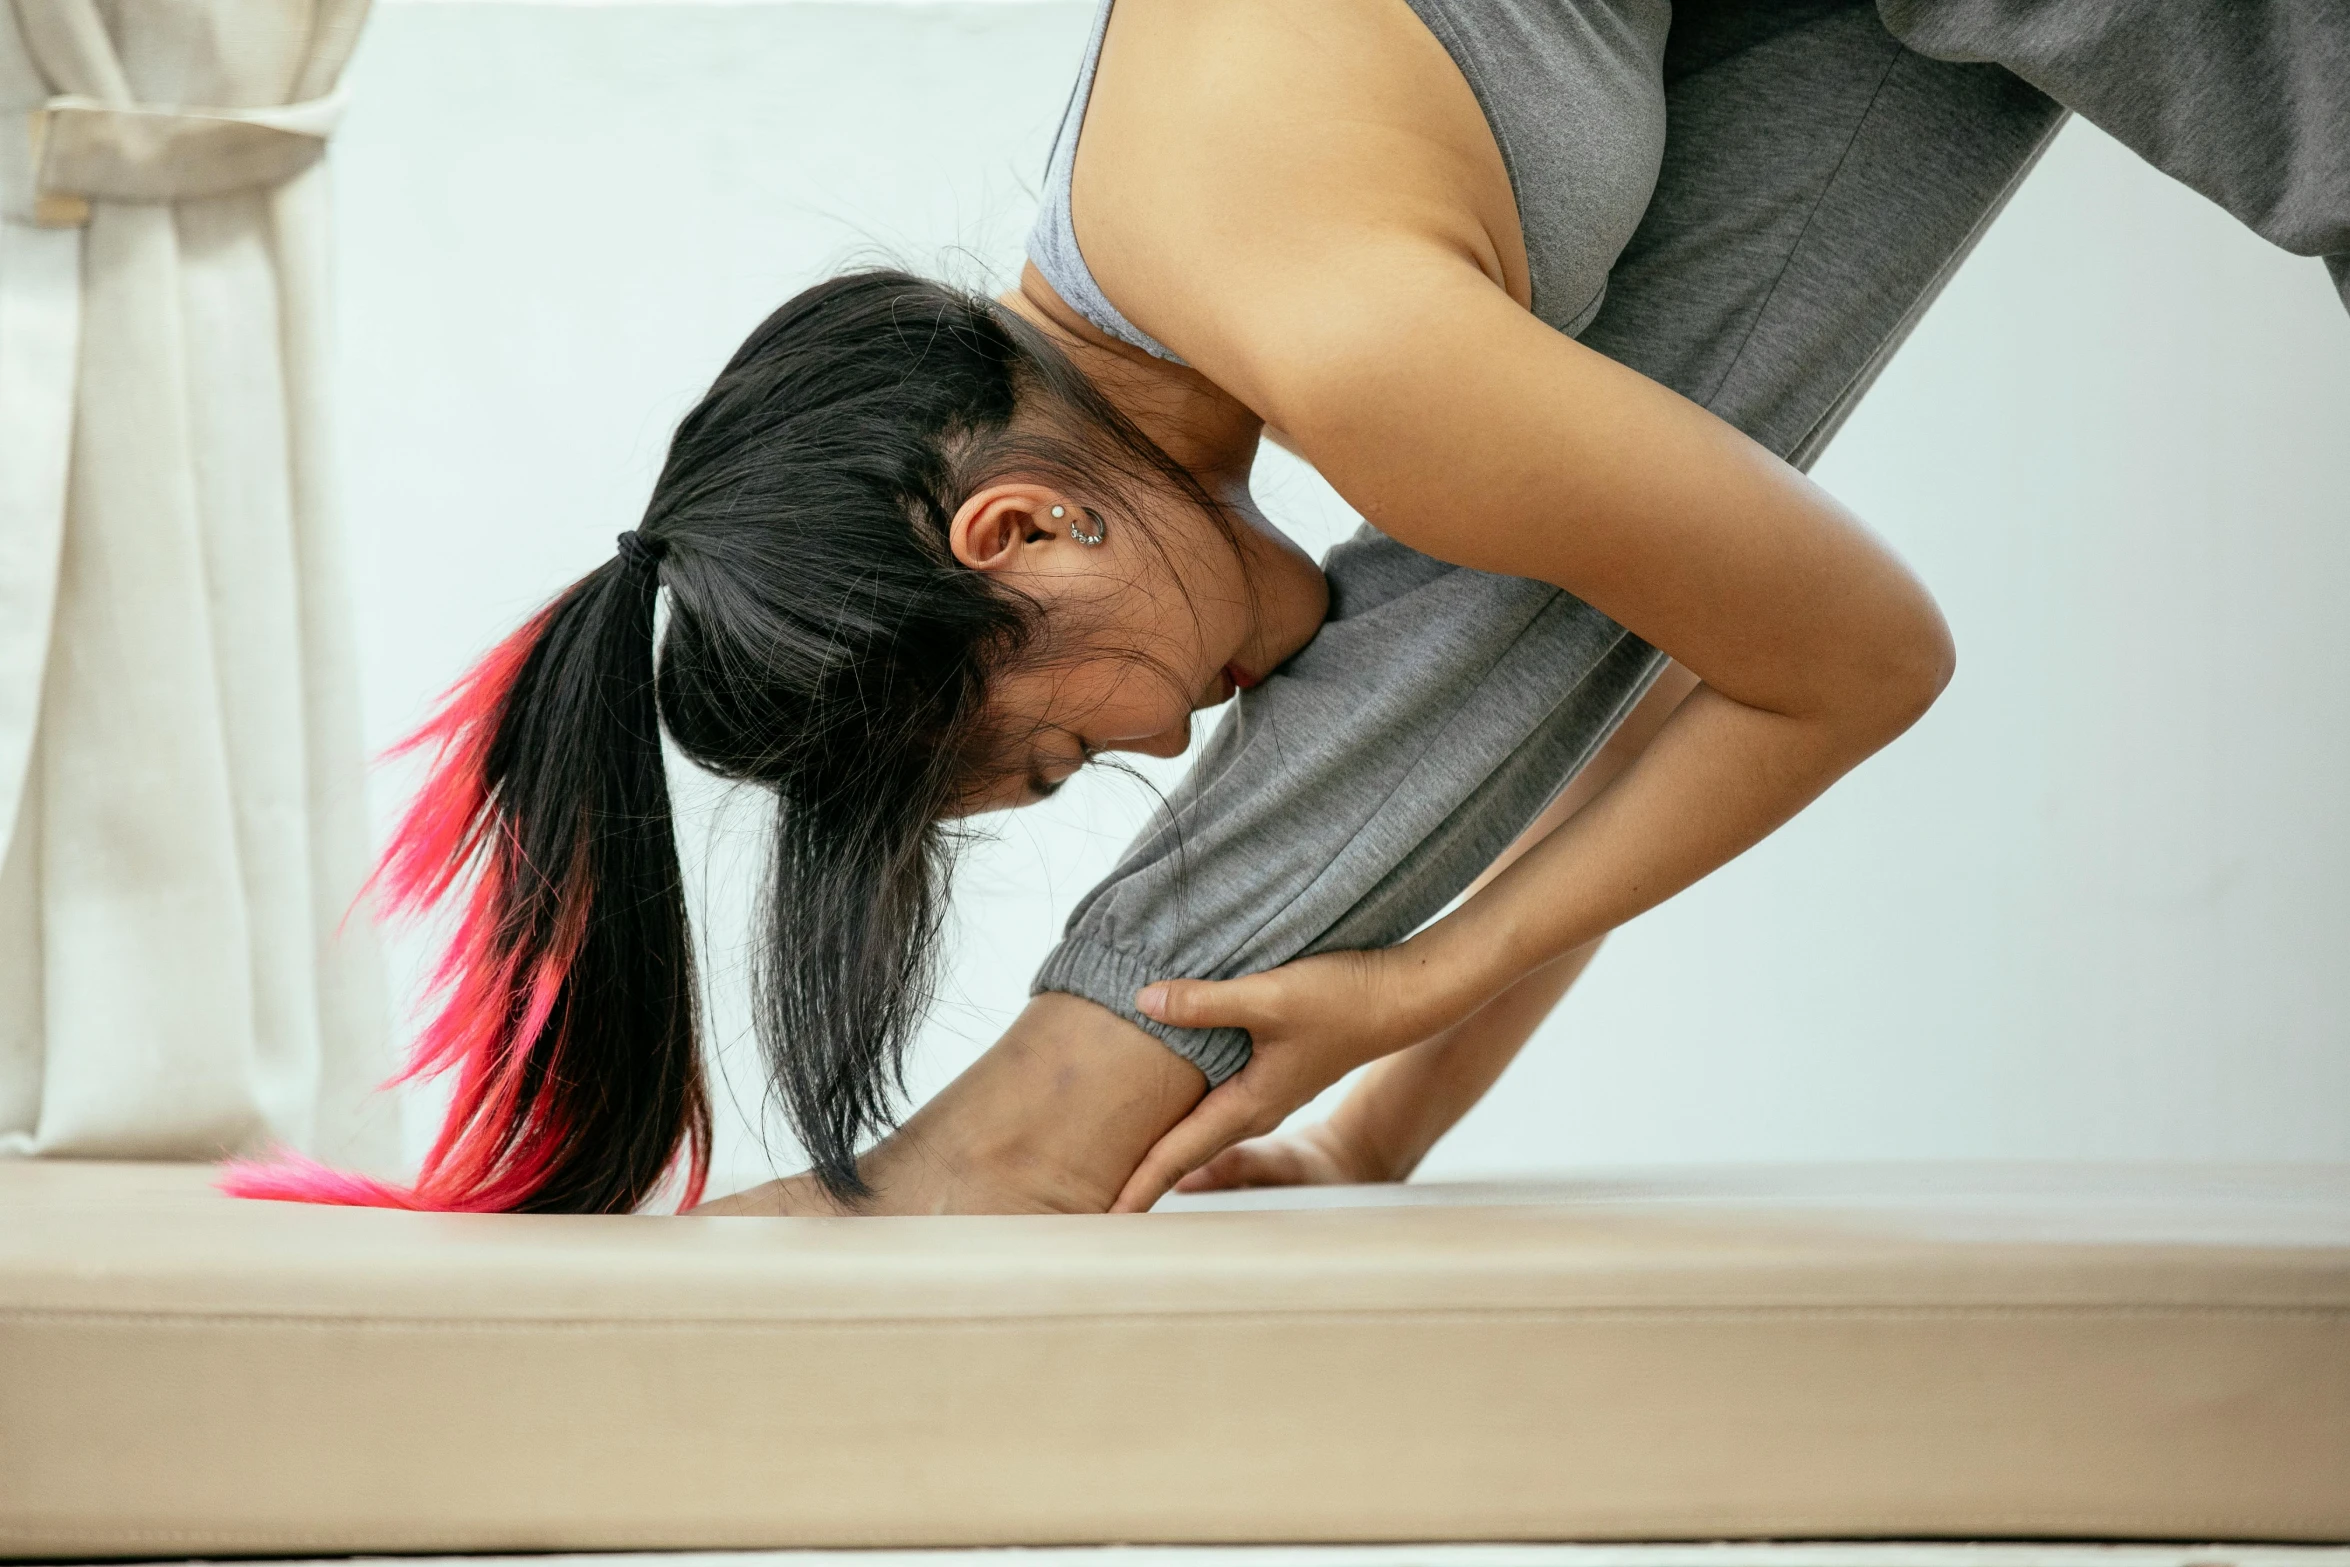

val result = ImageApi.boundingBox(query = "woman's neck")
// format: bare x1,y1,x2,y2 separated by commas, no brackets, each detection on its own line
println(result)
1000,265,1264,493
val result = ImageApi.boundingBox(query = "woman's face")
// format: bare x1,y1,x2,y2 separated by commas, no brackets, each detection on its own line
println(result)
947,476,1328,813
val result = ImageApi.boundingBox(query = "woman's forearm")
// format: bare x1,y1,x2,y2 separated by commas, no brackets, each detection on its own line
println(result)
1405,670,1919,1027
1331,938,1600,1180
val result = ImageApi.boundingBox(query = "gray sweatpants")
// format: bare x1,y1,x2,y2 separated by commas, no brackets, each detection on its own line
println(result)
1032,0,2349,1082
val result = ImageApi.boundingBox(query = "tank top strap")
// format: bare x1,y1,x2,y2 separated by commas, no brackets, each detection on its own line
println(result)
1025,1,1190,365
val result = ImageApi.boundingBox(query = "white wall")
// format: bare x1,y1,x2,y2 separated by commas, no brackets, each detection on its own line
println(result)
335,2,2350,1188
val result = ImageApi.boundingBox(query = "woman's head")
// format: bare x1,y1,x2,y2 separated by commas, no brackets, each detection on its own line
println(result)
658,271,1320,812
938,473,1322,811
223,269,1323,1214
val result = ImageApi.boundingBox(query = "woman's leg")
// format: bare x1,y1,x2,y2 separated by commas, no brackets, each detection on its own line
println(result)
1181,663,1702,1192
1880,0,2350,312
1034,1,2068,1081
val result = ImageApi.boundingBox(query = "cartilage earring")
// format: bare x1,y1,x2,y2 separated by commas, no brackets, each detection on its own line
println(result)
1064,506,1106,547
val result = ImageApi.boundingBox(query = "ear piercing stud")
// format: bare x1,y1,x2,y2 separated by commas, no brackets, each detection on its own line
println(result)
1052,503,1106,547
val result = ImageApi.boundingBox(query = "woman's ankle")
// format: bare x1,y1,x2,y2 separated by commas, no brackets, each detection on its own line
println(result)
864,993,1206,1214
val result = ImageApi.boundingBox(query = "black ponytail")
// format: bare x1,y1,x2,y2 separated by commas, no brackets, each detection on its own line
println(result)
223,539,710,1212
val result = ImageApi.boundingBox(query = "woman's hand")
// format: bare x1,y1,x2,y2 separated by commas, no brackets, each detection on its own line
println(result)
1109,937,1490,1212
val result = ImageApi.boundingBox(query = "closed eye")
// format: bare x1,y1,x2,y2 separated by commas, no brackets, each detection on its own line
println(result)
1024,739,1096,802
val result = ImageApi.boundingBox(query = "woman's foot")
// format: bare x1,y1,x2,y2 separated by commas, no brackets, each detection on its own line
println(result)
688,992,1206,1216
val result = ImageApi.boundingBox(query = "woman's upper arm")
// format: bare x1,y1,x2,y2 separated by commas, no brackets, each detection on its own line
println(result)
1181,241,1953,731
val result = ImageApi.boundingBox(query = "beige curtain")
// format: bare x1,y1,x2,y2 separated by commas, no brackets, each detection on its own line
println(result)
0,0,392,1167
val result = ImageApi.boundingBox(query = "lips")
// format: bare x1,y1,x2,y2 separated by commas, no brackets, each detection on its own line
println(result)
1199,662,1260,711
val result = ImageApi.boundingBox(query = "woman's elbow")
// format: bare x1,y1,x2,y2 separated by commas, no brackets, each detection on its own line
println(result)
1860,598,1956,742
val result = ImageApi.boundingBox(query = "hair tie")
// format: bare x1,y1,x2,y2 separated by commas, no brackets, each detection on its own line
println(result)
615,529,667,576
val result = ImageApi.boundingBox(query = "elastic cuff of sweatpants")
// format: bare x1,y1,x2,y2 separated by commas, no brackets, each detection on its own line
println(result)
1031,939,1252,1085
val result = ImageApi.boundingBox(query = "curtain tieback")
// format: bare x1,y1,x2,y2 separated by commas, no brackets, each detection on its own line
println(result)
26,86,350,226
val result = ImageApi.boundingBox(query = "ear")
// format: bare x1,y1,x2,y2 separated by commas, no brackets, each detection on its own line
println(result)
949,483,1069,573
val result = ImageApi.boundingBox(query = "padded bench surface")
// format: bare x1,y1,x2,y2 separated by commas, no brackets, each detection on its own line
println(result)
2,1160,2344,1558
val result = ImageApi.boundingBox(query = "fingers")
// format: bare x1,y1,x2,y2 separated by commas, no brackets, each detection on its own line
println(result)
1109,1078,1279,1213
1135,972,1276,1033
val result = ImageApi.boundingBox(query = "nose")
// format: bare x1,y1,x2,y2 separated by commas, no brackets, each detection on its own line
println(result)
1105,717,1192,760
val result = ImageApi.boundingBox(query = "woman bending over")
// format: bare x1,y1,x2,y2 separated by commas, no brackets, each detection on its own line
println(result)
228,0,1953,1213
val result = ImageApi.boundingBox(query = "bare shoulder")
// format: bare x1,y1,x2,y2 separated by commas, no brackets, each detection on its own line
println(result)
1071,0,1529,369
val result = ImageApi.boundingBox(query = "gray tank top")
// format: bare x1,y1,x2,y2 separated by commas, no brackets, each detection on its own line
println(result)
1028,0,1671,364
